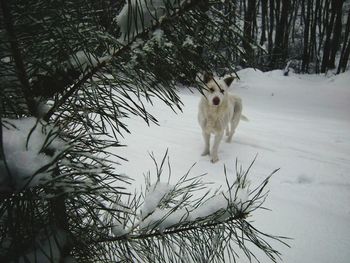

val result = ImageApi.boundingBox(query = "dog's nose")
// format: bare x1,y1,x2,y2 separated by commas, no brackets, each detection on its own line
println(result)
213,97,220,106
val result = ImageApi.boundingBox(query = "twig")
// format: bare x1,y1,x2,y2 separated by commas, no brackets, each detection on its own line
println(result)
94,213,246,243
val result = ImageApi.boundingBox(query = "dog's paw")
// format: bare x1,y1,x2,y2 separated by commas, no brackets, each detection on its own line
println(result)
201,150,210,156
210,156,219,163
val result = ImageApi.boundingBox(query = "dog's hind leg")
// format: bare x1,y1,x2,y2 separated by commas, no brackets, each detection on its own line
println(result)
227,98,242,143
201,131,210,156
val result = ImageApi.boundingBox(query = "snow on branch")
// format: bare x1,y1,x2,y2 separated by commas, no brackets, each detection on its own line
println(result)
116,0,182,43
0,117,67,193
101,152,288,262
137,175,251,231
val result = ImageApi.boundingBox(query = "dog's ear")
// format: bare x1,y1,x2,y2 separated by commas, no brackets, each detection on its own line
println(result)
223,76,235,87
203,72,213,84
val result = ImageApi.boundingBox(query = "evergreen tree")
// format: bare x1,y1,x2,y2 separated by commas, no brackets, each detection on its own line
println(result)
0,0,287,262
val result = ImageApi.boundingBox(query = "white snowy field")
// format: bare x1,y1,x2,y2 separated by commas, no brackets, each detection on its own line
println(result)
114,68,350,263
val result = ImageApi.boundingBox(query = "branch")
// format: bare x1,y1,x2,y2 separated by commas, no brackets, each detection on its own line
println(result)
0,0,36,116
94,213,246,243
43,0,209,122
90,153,289,262
0,117,15,193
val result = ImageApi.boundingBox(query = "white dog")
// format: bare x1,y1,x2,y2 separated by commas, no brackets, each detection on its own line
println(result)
198,73,245,163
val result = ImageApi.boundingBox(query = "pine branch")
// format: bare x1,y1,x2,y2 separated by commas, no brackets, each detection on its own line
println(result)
43,0,210,122
95,213,247,243
0,0,36,116
92,154,289,262
0,117,15,195
1,1,288,262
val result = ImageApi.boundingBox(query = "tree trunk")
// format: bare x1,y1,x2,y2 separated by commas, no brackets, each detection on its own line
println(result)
337,8,350,73
260,0,267,45
328,0,344,69
275,0,281,24
311,0,321,73
271,0,290,67
291,0,301,43
302,0,312,72
339,38,350,73
301,0,305,26
268,0,275,58
321,0,337,73
243,0,256,65
318,0,330,53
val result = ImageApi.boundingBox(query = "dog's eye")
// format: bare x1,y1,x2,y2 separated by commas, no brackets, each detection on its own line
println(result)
209,88,215,93
220,89,225,94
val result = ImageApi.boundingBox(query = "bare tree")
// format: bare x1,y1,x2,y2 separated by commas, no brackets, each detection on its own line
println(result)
321,0,340,72
302,0,312,72
337,7,350,73
243,0,257,65
328,0,344,68
271,0,290,67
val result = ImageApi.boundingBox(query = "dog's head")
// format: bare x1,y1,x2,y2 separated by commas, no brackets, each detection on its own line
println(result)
202,72,235,107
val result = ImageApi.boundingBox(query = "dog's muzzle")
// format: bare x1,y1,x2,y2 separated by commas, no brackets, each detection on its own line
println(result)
212,97,220,106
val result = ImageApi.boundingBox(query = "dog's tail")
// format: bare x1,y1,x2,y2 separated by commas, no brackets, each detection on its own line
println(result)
240,115,249,121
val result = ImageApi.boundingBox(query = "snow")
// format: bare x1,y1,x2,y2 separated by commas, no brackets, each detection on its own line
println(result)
187,183,251,221
112,68,350,262
0,118,66,192
138,180,251,231
112,224,129,237
151,29,164,45
182,36,195,47
69,51,110,70
116,0,181,43
140,182,174,219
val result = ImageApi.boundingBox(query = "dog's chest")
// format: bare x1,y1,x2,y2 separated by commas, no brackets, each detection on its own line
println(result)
205,114,222,133
204,106,230,134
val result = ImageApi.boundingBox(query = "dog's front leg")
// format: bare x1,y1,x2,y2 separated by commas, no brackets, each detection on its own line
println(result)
201,131,210,156
211,131,224,163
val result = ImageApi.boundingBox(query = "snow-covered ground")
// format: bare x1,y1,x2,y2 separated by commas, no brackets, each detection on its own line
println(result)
114,69,350,263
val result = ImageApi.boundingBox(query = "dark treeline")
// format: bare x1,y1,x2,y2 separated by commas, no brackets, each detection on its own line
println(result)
235,0,350,74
